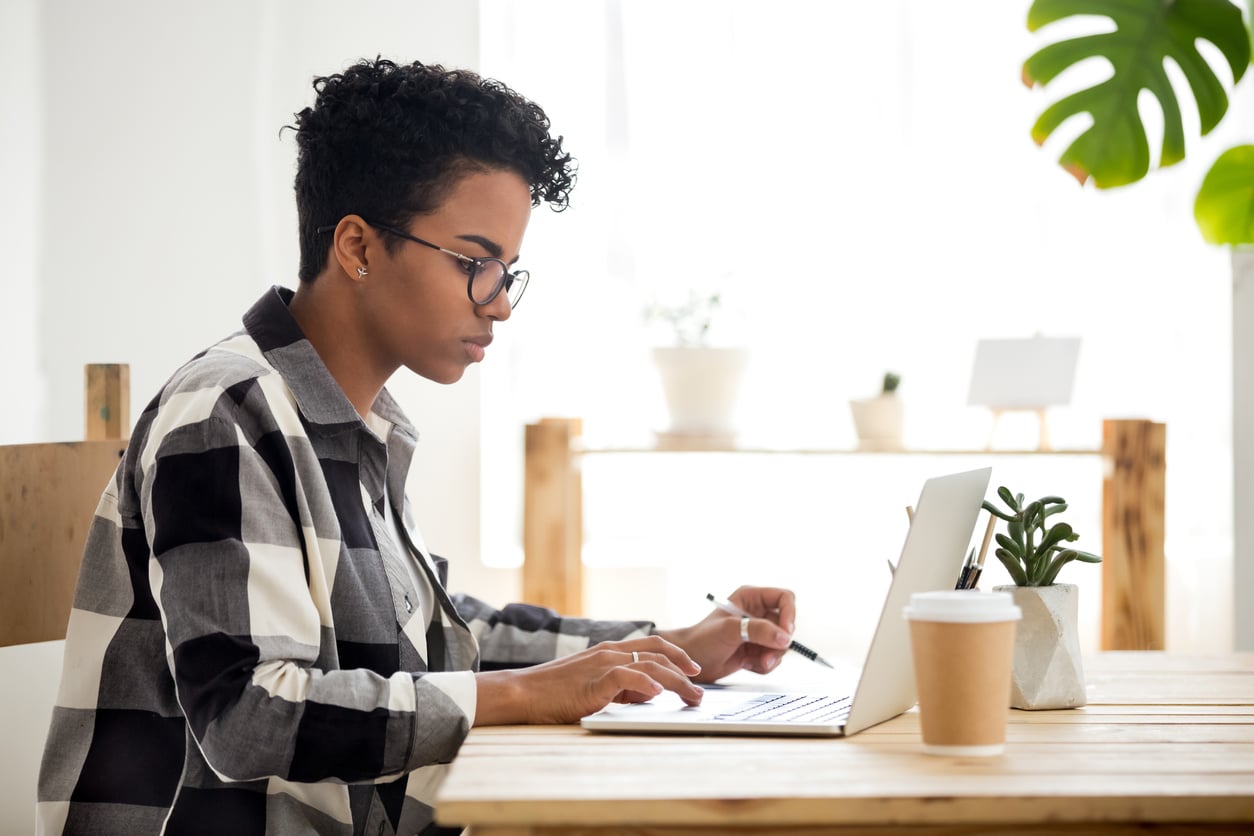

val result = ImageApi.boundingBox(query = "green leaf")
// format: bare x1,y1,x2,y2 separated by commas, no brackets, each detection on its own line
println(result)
996,548,1030,586
1023,501,1043,549
1008,514,1025,547
996,532,1024,557
1039,551,1078,585
1023,499,1043,521
1073,550,1104,563
1037,522,1075,553
982,500,1017,522
1025,0,1250,189
997,486,1020,511
1043,502,1069,518
1195,145,1254,245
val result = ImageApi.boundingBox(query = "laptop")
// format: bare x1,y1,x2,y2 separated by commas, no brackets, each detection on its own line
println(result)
580,466,992,737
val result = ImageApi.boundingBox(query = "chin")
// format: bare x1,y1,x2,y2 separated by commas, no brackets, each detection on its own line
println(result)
410,363,467,385
440,369,468,385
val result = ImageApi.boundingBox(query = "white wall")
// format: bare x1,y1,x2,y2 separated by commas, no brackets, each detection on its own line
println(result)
1236,250,1254,651
0,0,42,442
0,2,517,831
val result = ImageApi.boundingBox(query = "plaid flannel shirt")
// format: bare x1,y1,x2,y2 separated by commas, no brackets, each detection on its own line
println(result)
37,286,652,836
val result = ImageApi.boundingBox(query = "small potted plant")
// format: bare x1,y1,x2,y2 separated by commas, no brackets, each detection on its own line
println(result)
849,371,903,451
983,486,1102,709
644,290,749,441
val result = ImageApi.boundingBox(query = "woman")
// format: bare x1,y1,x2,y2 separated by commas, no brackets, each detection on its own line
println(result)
38,58,798,836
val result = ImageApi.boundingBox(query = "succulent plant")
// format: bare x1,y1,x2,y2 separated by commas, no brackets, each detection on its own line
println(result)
982,486,1101,587
881,372,901,395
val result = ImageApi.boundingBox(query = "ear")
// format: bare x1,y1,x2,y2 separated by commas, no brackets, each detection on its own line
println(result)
329,216,371,283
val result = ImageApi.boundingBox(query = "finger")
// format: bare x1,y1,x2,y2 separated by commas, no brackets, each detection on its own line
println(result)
740,646,786,675
635,663,704,705
739,615,792,651
628,652,706,703
774,589,797,635
598,667,663,703
615,637,702,677
734,586,797,634
601,664,703,706
613,689,662,704
626,648,682,670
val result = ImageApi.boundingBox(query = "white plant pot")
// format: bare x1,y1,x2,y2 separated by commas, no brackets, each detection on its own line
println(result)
993,583,1087,710
849,394,903,450
651,346,749,437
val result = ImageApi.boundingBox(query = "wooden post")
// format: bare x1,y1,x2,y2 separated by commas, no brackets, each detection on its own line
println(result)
85,363,129,440
1101,418,1166,650
523,418,583,615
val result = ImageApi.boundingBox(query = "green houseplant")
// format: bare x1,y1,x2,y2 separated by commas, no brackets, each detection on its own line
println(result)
982,485,1102,709
644,290,723,347
1024,0,1253,245
982,487,1102,586
1022,0,1254,651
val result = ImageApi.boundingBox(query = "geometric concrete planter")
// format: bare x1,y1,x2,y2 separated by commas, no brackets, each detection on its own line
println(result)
993,583,1087,710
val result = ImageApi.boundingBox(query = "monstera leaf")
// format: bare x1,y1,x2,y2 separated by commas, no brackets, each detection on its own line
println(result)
1024,0,1250,189
1195,145,1254,244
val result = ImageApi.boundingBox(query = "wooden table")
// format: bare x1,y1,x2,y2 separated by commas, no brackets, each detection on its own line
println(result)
435,653,1254,834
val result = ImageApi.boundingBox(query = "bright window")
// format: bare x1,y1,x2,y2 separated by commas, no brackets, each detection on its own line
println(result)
479,0,1242,657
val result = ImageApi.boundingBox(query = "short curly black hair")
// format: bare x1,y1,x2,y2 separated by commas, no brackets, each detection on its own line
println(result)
292,58,576,281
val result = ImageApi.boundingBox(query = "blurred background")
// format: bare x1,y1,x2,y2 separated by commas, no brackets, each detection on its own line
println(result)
2,0,1246,675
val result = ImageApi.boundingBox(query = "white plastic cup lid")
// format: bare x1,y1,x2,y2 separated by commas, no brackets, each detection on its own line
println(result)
902,590,1022,623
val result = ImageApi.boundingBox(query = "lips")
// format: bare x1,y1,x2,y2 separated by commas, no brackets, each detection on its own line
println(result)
464,335,492,363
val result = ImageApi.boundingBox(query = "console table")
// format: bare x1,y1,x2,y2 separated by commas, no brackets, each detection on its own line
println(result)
523,418,1165,650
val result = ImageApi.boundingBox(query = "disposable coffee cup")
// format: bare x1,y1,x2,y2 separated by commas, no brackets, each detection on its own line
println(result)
903,590,1021,756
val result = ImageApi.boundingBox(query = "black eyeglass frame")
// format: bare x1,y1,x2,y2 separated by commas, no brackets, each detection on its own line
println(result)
315,219,529,308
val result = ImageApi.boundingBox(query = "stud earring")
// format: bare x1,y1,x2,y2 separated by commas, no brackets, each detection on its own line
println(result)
356,266,368,278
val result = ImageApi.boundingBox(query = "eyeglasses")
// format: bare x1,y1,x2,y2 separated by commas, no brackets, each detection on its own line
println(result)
315,220,529,308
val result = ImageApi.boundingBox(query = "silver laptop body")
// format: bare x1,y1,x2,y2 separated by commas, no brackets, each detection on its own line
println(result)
580,467,992,737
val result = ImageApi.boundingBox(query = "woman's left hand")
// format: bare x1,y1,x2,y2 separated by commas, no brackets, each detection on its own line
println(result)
653,585,797,683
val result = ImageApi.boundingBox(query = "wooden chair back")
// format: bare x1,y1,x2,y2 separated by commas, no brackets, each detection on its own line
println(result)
0,365,129,647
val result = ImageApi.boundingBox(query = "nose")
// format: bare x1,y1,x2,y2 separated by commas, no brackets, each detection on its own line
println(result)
479,289,513,322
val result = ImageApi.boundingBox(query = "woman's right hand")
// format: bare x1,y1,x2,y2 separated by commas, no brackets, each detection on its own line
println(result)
473,635,704,726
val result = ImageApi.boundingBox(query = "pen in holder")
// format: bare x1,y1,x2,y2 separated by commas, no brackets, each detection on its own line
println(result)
956,514,998,590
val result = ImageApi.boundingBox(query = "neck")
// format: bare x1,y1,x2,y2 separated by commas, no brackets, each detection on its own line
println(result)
287,278,388,419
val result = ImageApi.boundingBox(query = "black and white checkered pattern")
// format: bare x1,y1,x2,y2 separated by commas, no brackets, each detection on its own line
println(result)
37,286,652,836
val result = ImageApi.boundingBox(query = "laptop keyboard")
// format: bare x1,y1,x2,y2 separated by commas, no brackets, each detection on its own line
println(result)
712,693,853,724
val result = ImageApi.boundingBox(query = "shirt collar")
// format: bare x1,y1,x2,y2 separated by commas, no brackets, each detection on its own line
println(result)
242,285,417,442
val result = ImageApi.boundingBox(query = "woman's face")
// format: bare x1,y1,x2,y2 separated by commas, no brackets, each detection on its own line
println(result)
360,168,533,385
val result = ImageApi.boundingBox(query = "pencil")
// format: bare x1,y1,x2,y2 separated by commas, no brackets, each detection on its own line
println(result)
967,513,998,588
